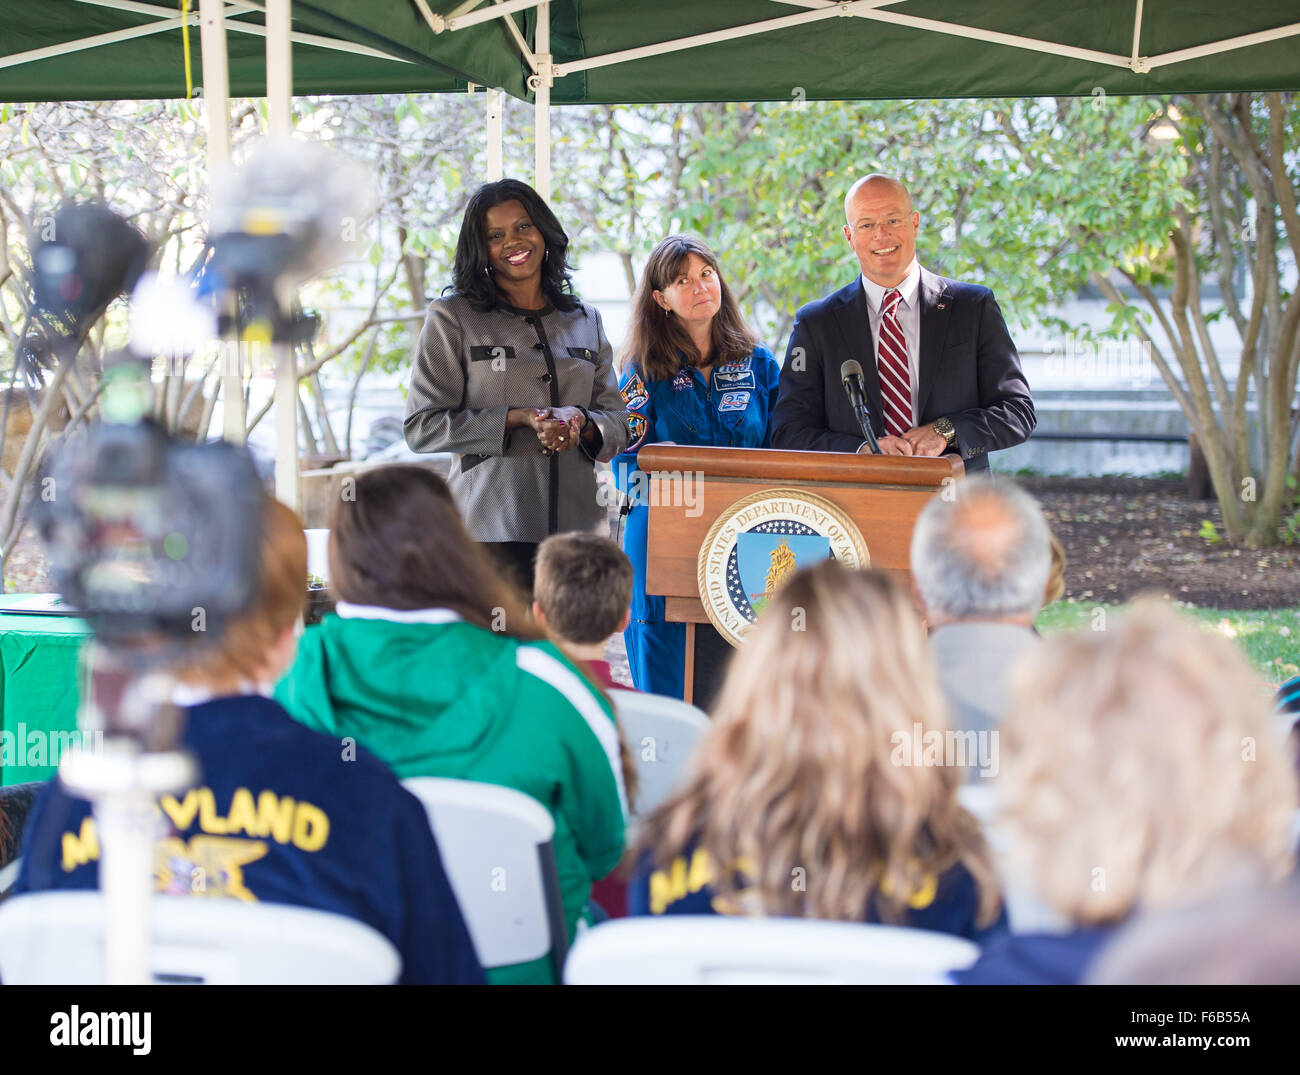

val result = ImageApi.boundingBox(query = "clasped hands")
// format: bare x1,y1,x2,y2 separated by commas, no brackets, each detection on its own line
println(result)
872,424,948,457
517,405,587,454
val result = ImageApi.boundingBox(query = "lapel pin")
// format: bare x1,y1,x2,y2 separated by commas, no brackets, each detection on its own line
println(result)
937,302,946,310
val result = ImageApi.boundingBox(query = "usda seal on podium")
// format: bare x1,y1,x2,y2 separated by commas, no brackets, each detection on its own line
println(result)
697,488,869,647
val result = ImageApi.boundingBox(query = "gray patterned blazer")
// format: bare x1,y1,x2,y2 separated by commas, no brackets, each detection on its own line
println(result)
404,293,630,542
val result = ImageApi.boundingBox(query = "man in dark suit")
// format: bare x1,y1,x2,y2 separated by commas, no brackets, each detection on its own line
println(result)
771,174,1035,470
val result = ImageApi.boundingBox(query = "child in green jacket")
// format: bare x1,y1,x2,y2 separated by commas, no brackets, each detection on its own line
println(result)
276,465,628,984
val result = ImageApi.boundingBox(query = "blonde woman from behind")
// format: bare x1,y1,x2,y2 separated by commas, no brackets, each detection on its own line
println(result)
954,597,1298,984
628,560,1005,941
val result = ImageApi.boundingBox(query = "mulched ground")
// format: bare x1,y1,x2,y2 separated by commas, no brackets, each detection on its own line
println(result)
5,477,1299,610
1018,476,1300,610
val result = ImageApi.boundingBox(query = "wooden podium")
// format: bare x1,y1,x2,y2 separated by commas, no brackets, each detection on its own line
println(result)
638,445,964,702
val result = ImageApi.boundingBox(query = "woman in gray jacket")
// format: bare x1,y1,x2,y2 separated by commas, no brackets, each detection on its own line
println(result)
404,179,629,594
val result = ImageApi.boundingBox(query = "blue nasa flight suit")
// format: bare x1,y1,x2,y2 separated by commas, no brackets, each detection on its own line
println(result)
615,346,780,698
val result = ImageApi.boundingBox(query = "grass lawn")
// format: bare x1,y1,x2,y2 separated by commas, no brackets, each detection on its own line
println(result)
1035,600,1300,685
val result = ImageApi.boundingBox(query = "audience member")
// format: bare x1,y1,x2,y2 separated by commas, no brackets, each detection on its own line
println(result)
1087,879,1300,984
533,532,635,693
911,476,1050,739
533,531,640,919
275,465,628,984
0,783,40,880
628,561,1005,943
14,497,483,985
955,598,1298,984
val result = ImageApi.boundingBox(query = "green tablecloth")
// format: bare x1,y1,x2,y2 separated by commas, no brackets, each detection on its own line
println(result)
0,613,90,786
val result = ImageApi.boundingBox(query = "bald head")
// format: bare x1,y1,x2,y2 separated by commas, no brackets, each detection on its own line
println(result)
844,174,912,223
843,173,919,288
910,477,1052,624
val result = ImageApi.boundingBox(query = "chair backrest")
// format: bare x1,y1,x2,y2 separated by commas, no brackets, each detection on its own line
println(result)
402,776,567,974
564,916,980,985
611,691,710,818
0,891,400,984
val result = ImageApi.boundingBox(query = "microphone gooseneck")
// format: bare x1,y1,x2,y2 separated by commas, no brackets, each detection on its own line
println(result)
840,359,881,455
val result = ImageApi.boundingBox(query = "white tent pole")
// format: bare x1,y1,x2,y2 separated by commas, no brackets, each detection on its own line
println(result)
265,0,292,132
198,0,247,448
532,2,551,201
0,11,229,71
1146,22,1300,69
486,87,504,181
69,0,411,62
265,0,299,509
558,0,1136,78
445,0,544,32
1130,0,1145,69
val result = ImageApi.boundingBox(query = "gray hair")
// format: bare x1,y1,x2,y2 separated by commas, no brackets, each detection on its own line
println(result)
910,476,1051,620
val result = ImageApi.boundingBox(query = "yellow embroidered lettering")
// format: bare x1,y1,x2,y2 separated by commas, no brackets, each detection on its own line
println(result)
256,791,294,844
292,802,329,851
225,788,259,837
61,817,99,871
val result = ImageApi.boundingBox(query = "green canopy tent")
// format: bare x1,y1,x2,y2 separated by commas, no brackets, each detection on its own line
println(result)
2,0,1298,501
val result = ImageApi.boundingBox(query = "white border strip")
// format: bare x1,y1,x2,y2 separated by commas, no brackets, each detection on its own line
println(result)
516,645,630,820
333,601,464,625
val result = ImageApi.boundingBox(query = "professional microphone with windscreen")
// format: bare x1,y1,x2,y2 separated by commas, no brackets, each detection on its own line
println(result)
840,360,881,454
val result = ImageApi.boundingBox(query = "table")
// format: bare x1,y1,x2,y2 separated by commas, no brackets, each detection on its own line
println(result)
0,612,90,786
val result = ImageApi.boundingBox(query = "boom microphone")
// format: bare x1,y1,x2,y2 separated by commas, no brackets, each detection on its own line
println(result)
840,359,881,455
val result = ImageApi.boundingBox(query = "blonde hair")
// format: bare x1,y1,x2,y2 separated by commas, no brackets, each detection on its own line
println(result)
1000,596,1298,925
637,561,1001,925
176,497,306,693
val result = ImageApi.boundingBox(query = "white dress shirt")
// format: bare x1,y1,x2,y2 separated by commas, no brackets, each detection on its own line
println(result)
860,258,922,429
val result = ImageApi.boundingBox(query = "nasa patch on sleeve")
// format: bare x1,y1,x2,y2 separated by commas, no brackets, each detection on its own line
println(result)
620,371,649,411
626,411,649,450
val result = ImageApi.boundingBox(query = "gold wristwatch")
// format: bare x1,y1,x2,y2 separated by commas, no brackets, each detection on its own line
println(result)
932,417,957,448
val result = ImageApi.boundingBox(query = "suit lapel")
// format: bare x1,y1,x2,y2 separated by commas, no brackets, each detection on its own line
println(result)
916,268,953,418
830,279,884,435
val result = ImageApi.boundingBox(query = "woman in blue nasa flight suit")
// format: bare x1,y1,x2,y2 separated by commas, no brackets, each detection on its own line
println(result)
614,235,780,707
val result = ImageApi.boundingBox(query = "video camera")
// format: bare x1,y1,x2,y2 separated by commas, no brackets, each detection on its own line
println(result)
32,204,264,659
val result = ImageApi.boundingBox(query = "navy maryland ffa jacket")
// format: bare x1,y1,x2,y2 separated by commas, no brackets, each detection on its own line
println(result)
13,695,485,985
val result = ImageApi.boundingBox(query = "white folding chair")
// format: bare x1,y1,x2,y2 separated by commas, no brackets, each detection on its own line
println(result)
611,691,710,819
402,777,568,977
0,892,400,984
564,916,980,985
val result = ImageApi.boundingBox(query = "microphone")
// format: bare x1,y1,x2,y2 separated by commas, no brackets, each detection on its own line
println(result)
840,360,881,455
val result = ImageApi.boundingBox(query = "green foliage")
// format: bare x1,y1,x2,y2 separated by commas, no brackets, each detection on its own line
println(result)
1199,519,1223,545
1035,600,1300,683
664,96,1190,352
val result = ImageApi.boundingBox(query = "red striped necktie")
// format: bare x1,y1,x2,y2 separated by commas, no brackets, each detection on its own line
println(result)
877,288,912,437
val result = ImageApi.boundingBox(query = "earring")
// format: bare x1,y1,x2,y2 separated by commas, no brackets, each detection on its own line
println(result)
484,266,491,277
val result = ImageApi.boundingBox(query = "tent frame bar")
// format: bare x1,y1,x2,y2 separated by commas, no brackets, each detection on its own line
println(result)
1146,21,1300,69
0,3,252,73
415,0,545,35
551,0,1139,79
1131,0,1145,71
45,0,414,68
